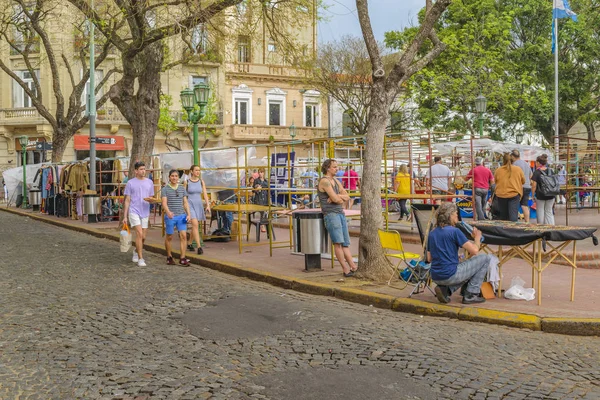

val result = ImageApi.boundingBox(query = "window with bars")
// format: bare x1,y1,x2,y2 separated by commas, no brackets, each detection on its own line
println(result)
238,35,250,63
269,102,282,126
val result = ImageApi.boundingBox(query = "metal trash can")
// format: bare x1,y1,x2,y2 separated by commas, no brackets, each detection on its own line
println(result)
29,189,41,211
83,194,101,215
293,210,329,271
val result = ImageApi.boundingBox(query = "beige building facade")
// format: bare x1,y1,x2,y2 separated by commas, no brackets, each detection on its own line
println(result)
0,1,326,177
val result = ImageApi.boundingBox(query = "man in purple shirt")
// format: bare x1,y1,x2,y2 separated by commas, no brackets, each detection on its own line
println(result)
123,161,155,267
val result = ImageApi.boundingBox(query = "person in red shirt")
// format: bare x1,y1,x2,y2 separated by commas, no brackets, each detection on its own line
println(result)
342,164,360,209
465,157,494,220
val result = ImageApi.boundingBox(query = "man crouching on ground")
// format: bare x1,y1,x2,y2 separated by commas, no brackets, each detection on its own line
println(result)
427,202,491,304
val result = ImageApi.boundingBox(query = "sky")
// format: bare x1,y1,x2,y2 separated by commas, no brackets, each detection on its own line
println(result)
318,0,425,43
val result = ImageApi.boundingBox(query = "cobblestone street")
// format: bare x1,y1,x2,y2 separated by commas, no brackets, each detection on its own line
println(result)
2,211,600,400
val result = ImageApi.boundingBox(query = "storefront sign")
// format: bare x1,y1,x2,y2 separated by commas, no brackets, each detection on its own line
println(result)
15,137,47,151
36,142,53,150
74,135,125,151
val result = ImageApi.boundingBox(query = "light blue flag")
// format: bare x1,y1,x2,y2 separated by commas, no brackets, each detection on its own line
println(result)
552,0,578,53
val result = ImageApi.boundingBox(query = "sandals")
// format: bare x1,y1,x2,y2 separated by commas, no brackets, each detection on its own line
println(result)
343,271,355,278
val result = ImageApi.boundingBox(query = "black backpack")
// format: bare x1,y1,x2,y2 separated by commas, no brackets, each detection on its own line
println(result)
537,168,560,197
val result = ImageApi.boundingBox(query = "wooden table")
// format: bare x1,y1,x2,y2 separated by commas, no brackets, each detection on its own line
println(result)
465,221,597,305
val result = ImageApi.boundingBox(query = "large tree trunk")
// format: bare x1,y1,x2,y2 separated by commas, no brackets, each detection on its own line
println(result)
356,83,393,281
109,42,164,175
51,129,71,163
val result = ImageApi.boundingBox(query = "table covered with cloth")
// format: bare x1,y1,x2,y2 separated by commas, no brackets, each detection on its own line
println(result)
462,221,597,305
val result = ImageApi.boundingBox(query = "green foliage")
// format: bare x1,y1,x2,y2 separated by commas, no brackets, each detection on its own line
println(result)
158,94,178,137
387,0,600,142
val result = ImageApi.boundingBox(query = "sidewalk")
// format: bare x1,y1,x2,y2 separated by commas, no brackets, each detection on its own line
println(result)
4,204,600,336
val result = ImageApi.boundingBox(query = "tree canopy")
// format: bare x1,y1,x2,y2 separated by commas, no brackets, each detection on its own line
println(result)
385,0,600,143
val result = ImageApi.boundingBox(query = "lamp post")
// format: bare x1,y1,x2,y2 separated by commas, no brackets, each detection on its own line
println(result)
180,82,210,165
288,121,297,151
515,132,524,144
474,94,487,138
19,135,28,208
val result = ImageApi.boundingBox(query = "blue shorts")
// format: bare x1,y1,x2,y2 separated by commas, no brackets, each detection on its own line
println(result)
324,213,351,247
165,214,187,235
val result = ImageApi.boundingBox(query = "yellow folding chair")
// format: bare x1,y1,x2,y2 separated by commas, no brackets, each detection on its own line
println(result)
378,229,422,286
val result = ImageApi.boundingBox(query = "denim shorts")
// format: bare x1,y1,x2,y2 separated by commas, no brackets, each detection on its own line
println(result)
165,214,187,235
324,213,351,247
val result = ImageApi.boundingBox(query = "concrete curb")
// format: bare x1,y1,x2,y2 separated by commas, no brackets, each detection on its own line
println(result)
3,206,600,337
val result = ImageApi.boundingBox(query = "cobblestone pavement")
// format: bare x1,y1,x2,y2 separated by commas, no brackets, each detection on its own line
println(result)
2,212,600,400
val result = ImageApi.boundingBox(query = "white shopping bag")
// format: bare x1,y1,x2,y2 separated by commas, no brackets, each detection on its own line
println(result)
120,223,132,253
504,276,535,301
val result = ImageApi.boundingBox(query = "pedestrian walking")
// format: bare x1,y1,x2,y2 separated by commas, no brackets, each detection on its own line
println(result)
557,164,567,204
494,153,525,222
317,159,357,277
253,168,269,232
393,164,411,221
123,161,156,267
162,169,192,266
511,150,533,222
185,165,210,255
531,154,556,225
465,157,494,220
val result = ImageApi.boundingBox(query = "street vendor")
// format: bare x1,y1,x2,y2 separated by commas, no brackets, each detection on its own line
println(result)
428,202,491,304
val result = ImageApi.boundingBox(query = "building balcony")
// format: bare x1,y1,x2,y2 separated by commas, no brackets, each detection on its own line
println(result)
225,62,308,77
231,124,327,141
0,108,45,125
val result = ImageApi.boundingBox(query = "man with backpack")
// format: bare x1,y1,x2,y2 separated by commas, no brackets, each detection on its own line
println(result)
531,154,559,225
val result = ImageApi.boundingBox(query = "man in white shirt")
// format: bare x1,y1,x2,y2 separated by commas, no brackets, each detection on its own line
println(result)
426,156,452,202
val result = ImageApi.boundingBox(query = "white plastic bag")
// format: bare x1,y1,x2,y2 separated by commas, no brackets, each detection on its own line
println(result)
120,223,132,253
504,276,535,301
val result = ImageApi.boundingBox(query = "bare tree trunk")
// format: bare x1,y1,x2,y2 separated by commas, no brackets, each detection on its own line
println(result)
51,129,71,162
356,84,393,280
109,42,164,175
584,121,596,147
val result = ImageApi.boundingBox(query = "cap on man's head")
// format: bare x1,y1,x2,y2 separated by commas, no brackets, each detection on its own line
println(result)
475,157,483,165
511,149,520,158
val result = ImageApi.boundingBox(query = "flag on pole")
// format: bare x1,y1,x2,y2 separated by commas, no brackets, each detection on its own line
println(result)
552,0,578,53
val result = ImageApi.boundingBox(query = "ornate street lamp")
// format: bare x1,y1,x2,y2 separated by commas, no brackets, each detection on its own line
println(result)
19,135,28,208
515,132,524,144
474,94,487,138
289,121,297,151
180,82,210,165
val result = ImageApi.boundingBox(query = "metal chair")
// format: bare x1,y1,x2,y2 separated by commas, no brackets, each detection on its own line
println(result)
407,204,441,297
378,229,421,287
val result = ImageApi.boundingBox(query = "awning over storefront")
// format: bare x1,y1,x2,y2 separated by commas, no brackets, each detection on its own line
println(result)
73,135,125,151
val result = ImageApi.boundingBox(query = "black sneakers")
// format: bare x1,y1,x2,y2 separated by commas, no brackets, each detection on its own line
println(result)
435,285,451,304
462,292,486,304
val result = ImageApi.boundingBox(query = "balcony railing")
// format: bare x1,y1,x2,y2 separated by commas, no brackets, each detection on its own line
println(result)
226,62,308,77
231,124,327,141
0,107,44,124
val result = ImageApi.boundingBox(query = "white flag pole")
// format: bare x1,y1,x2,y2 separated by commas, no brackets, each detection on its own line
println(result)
554,17,560,163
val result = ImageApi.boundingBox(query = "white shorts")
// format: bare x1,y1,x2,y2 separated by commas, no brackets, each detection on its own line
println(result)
129,214,149,229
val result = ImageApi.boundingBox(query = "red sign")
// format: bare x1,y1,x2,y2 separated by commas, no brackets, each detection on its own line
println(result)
74,135,125,151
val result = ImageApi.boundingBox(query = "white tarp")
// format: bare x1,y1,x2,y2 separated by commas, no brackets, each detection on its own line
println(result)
158,147,258,188
3,163,44,204
433,139,553,162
